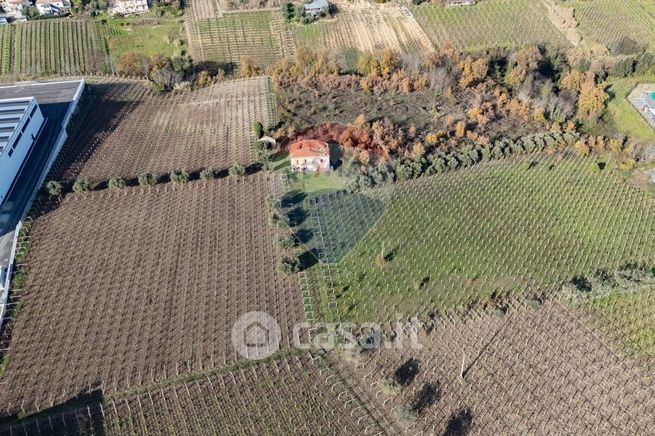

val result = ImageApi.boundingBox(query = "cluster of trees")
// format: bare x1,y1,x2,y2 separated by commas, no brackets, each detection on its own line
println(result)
563,263,655,300
265,194,301,275
117,52,196,91
44,165,239,197
337,130,628,192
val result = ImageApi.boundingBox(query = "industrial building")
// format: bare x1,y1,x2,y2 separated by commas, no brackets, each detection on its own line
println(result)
0,97,45,206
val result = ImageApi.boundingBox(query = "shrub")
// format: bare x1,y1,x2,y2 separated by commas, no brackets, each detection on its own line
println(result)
275,234,296,249
277,256,300,274
72,178,93,193
108,177,126,189
396,405,417,427
253,121,264,139
138,172,158,187
268,211,289,228
170,170,190,183
45,180,63,197
380,377,401,395
229,164,247,178
199,167,216,181
266,195,282,209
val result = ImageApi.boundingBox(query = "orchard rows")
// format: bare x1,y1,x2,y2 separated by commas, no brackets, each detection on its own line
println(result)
0,20,110,78
571,0,655,50
340,301,655,434
185,10,295,68
293,6,434,56
305,156,655,322
0,175,306,415
411,0,570,51
51,77,274,182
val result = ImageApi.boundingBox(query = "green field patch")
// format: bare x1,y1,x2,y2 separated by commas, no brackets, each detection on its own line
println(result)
310,157,655,322
98,18,184,62
570,0,655,50
304,190,385,263
605,76,655,145
410,0,570,51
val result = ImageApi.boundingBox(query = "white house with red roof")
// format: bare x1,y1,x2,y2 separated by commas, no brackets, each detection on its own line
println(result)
289,139,330,173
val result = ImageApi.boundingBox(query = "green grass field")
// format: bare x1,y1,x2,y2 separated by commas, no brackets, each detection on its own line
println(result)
570,0,655,50
584,285,655,360
606,76,655,145
97,18,184,63
410,0,570,51
305,157,655,322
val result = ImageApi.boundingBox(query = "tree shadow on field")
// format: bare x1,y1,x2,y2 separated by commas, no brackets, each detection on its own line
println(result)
0,389,106,435
411,382,441,415
444,407,474,436
49,83,137,183
394,357,420,387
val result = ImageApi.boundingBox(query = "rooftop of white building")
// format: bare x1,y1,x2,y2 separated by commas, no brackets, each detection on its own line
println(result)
0,97,34,155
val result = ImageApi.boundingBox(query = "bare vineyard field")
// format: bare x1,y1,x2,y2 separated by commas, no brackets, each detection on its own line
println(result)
340,301,655,434
50,77,275,182
305,157,655,322
188,0,284,19
570,0,655,50
410,0,570,51
292,6,434,55
0,175,306,415
185,10,295,68
0,20,110,78
0,354,390,435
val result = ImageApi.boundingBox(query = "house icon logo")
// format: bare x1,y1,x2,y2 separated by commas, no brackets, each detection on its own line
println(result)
231,311,281,360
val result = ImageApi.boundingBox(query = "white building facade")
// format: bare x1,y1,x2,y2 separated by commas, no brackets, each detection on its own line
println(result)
0,97,44,205
110,0,148,15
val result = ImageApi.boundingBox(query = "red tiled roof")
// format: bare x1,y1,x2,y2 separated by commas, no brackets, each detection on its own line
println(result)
289,140,329,159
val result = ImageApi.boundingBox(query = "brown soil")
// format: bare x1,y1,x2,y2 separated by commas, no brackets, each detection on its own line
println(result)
0,175,305,415
339,301,655,434
50,77,274,183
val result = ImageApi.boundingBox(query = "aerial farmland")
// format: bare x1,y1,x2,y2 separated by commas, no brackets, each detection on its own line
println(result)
0,0,654,434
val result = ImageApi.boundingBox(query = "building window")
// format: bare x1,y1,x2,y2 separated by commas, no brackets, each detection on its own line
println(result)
30,104,37,118
8,148,13,157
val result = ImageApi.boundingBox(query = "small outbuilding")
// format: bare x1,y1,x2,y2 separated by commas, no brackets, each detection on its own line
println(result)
303,0,329,18
289,139,330,173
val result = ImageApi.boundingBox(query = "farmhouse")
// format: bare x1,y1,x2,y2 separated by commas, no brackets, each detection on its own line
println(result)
289,139,330,172
0,98,44,206
303,0,328,18
110,0,148,15
35,0,69,15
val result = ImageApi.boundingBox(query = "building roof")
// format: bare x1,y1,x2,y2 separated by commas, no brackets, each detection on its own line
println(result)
289,140,329,159
304,0,328,10
0,97,33,154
